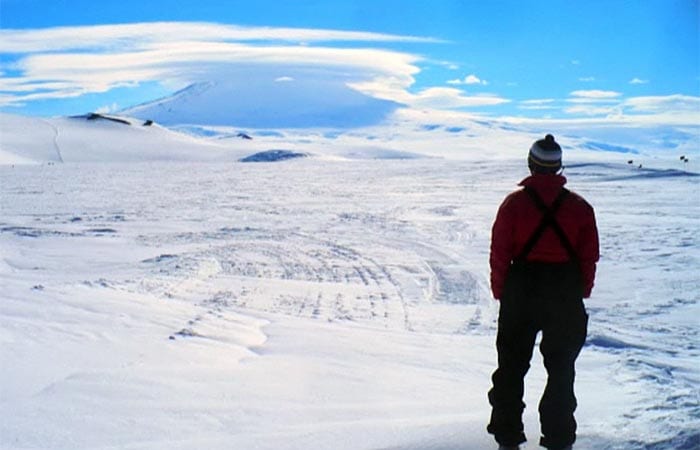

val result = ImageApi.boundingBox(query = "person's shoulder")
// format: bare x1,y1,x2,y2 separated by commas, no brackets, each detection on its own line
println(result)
507,187,527,198
499,187,527,210
565,189,595,212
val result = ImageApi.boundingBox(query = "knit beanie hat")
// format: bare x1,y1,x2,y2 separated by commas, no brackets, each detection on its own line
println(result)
528,134,562,174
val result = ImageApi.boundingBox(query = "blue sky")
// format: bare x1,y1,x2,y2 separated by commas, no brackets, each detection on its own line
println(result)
1,0,698,123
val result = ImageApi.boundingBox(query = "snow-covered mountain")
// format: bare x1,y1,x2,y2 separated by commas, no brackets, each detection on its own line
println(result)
122,77,401,129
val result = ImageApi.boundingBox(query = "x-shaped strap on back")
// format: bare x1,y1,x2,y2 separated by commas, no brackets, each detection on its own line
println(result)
515,186,579,263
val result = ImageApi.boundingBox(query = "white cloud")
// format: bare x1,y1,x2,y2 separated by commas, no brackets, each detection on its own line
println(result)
521,99,555,105
412,92,698,127
435,61,460,70
0,22,441,53
352,81,509,109
95,103,119,114
567,97,619,104
519,99,557,110
14,41,420,78
407,87,508,109
570,90,622,99
0,88,90,104
564,90,622,112
275,76,295,82
0,78,78,93
465,75,485,85
561,93,700,124
447,74,487,85
623,95,700,113
564,104,621,116
630,78,649,85
578,77,596,82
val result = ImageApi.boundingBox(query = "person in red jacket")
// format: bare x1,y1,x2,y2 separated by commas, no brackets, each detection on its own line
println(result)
487,134,599,450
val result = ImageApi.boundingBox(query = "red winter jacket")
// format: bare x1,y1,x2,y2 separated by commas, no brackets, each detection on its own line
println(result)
490,174,599,300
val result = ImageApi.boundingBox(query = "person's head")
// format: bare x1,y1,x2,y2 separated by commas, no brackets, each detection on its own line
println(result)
528,134,562,174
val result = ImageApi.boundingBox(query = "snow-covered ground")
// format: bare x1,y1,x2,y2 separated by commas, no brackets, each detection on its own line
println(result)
1,151,698,449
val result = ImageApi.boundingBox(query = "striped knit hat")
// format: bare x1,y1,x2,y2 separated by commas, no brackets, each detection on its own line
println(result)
528,134,562,173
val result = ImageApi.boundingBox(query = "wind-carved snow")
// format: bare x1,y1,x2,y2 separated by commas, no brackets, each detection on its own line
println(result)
1,159,698,449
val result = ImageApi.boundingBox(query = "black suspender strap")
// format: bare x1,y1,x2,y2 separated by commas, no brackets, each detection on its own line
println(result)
515,187,578,262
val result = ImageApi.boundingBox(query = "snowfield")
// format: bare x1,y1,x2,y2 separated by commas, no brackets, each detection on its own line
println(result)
0,114,699,449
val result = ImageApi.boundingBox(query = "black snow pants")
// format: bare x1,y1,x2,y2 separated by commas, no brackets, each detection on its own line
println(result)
487,261,588,449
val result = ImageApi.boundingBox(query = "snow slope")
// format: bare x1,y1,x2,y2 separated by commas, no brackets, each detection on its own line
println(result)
0,113,258,164
1,158,698,450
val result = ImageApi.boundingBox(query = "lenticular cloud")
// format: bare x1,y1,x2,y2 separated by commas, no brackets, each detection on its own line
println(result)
0,22,426,109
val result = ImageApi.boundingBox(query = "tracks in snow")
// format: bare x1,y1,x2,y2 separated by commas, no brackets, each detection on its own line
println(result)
135,227,491,336
39,118,63,163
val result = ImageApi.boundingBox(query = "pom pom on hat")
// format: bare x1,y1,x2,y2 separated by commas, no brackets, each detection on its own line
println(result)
529,134,562,173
